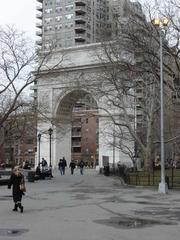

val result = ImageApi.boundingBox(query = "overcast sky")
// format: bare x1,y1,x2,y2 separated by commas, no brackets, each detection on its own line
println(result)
0,0,36,41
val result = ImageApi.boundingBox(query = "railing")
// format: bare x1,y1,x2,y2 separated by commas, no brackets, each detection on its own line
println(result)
75,6,86,11
107,167,180,189
72,132,81,137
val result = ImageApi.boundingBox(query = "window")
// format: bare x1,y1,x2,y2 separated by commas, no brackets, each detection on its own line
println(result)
55,24,62,30
26,139,34,144
28,149,33,153
45,18,53,24
45,0,53,6
65,14,73,20
56,7,62,12
65,5,73,11
65,23,73,28
44,26,52,31
56,0,61,4
56,16,62,21
45,8,52,14
86,118,88,124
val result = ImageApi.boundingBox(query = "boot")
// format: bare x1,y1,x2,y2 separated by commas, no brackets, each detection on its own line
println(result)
12,203,18,211
18,203,24,213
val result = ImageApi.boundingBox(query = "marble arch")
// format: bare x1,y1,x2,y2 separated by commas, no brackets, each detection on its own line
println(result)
35,43,133,168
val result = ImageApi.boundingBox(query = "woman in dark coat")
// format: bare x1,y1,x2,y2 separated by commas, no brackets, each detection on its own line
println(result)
8,166,25,213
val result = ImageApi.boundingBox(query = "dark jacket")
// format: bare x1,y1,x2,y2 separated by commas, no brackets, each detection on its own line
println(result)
59,159,67,169
78,161,85,168
69,162,76,169
8,173,25,202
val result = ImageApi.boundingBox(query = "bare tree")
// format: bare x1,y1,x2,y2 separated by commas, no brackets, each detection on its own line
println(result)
0,25,66,155
0,26,37,124
93,0,180,170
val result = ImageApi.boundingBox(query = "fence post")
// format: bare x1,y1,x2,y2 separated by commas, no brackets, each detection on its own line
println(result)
148,172,150,186
152,169,154,186
171,167,174,188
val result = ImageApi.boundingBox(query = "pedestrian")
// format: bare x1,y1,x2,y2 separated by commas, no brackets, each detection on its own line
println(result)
8,166,25,213
35,164,42,179
69,160,76,175
40,157,48,172
78,160,85,175
62,157,67,175
58,159,64,175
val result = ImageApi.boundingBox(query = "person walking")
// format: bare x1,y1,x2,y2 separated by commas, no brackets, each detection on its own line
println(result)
78,160,85,175
69,160,76,175
58,159,64,175
8,166,25,213
62,157,67,175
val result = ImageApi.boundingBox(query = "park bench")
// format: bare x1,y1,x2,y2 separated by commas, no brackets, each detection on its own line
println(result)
0,170,11,185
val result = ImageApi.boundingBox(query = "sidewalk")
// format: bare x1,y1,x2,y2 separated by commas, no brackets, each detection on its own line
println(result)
0,168,180,240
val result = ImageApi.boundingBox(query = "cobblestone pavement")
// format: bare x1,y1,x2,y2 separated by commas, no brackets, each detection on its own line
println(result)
0,168,180,240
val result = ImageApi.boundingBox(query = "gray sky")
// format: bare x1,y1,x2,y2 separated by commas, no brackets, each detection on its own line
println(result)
0,0,36,41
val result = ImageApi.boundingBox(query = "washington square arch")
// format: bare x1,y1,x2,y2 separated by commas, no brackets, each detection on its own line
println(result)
34,42,134,169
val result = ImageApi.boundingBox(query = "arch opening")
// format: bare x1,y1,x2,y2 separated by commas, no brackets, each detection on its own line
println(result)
55,90,99,168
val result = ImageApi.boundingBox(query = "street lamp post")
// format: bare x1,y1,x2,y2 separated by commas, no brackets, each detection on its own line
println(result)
113,125,115,174
48,128,53,177
152,18,169,193
37,133,41,166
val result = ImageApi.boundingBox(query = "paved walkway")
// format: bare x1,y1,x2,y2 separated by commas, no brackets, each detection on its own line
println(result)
0,168,180,240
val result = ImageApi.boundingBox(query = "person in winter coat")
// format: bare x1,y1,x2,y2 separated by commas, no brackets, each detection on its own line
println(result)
58,157,67,175
40,158,48,172
8,166,25,213
62,157,67,175
58,159,64,175
69,161,76,175
78,160,85,175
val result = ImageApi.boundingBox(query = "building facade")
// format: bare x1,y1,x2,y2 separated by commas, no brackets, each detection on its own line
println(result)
36,0,111,49
71,96,98,167
36,0,141,49
1,114,37,168
33,0,146,168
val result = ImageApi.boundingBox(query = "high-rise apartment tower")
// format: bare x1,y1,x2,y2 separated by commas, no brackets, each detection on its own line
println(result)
36,0,112,49
36,0,144,49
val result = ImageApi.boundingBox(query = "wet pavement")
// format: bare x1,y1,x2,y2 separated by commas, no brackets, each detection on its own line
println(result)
0,169,180,240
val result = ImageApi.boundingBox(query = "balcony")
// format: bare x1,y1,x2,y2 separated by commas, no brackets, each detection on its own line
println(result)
36,40,42,46
30,85,38,90
75,5,86,14
72,132,81,137
75,0,86,6
36,13,43,19
75,42,86,46
75,33,86,42
136,110,143,115
72,141,81,147
75,15,86,23
36,30,42,37
36,22,42,28
75,23,86,33
36,5,43,12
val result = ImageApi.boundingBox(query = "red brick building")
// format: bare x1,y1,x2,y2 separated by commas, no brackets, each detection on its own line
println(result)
71,98,99,167
1,113,37,168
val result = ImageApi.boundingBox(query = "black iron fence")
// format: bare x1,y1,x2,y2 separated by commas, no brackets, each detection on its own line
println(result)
108,166,180,189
